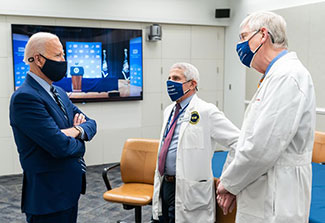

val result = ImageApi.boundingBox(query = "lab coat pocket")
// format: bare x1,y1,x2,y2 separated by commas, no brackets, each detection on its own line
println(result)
273,166,309,217
237,174,266,218
182,126,204,149
182,179,213,211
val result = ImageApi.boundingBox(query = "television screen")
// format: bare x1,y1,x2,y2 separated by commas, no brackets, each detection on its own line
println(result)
11,24,143,102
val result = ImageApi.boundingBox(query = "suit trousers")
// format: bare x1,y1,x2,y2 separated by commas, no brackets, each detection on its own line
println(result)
25,204,78,223
159,178,176,223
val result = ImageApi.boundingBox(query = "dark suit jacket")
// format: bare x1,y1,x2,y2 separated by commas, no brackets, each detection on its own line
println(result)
9,74,97,215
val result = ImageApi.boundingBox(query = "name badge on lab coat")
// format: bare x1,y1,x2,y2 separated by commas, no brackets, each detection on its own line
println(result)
179,116,190,123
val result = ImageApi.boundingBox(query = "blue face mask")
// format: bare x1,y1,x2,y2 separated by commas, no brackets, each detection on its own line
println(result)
166,80,191,101
236,30,263,68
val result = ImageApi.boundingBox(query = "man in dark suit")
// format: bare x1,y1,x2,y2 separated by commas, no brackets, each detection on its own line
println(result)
9,32,97,223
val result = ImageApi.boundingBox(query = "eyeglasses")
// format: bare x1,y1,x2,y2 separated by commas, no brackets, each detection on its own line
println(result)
239,29,275,43
239,30,260,42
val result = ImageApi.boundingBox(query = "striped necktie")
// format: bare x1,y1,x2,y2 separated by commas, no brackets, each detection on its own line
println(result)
80,158,87,173
158,103,181,176
50,86,68,120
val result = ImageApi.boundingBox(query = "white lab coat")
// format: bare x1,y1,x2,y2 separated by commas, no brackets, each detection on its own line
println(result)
221,52,316,223
152,94,240,223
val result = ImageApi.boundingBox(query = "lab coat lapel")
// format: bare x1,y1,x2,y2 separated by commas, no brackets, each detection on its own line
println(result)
178,94,198,144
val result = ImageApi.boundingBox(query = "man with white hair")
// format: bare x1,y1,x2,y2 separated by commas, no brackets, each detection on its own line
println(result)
217,11,315,223
152,62,240,222
9,32,97,223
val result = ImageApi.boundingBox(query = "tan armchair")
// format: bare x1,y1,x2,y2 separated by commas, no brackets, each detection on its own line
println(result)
102,138,159,223
312,131,325,163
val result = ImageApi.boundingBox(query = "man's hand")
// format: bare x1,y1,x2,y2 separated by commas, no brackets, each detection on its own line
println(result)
215,178,221,189
217,182,228,195
217,183,236,215
73,113,86,126
61,114,86,139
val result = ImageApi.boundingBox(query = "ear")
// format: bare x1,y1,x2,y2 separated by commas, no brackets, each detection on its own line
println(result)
191,80,198,90
260,27,270,44
34,54,44,67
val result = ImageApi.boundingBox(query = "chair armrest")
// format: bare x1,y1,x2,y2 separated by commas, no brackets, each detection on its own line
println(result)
102,163,120,190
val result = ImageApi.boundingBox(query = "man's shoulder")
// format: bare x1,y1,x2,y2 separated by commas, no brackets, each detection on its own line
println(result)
269,54,312,92
186,96,221,121
273,52,310,77
194,96,218,111
11,84,38,102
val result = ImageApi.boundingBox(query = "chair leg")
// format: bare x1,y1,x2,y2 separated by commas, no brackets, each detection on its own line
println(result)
135,206,142,223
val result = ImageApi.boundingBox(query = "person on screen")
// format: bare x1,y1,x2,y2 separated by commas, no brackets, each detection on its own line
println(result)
151,62,240,223
9,32,97,223
216,11,316,222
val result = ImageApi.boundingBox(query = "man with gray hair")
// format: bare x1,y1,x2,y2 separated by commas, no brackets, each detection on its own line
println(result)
217,11,315,223
152,62,240,222
9,32,97,223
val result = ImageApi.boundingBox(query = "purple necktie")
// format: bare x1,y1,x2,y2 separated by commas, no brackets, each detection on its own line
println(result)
158,103,181,176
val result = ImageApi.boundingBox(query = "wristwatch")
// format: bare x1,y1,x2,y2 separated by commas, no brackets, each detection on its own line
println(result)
74,125,83,138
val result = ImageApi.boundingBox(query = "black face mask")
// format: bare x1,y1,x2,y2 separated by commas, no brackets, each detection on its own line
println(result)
39,54,67,82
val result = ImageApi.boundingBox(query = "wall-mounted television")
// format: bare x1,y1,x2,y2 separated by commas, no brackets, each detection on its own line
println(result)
11,24,143,102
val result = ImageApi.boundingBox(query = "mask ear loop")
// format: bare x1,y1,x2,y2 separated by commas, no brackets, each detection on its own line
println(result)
253,29,274,53
188,79,198,91
253,42,263,53
28,55,44,69
248,30,264,67
252,28,271,55
183,79,195,94
183,89,191,95
28,54,44,63
268,31,275,43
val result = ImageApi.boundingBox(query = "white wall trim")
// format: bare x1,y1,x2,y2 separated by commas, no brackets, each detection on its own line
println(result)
0,13,231,27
